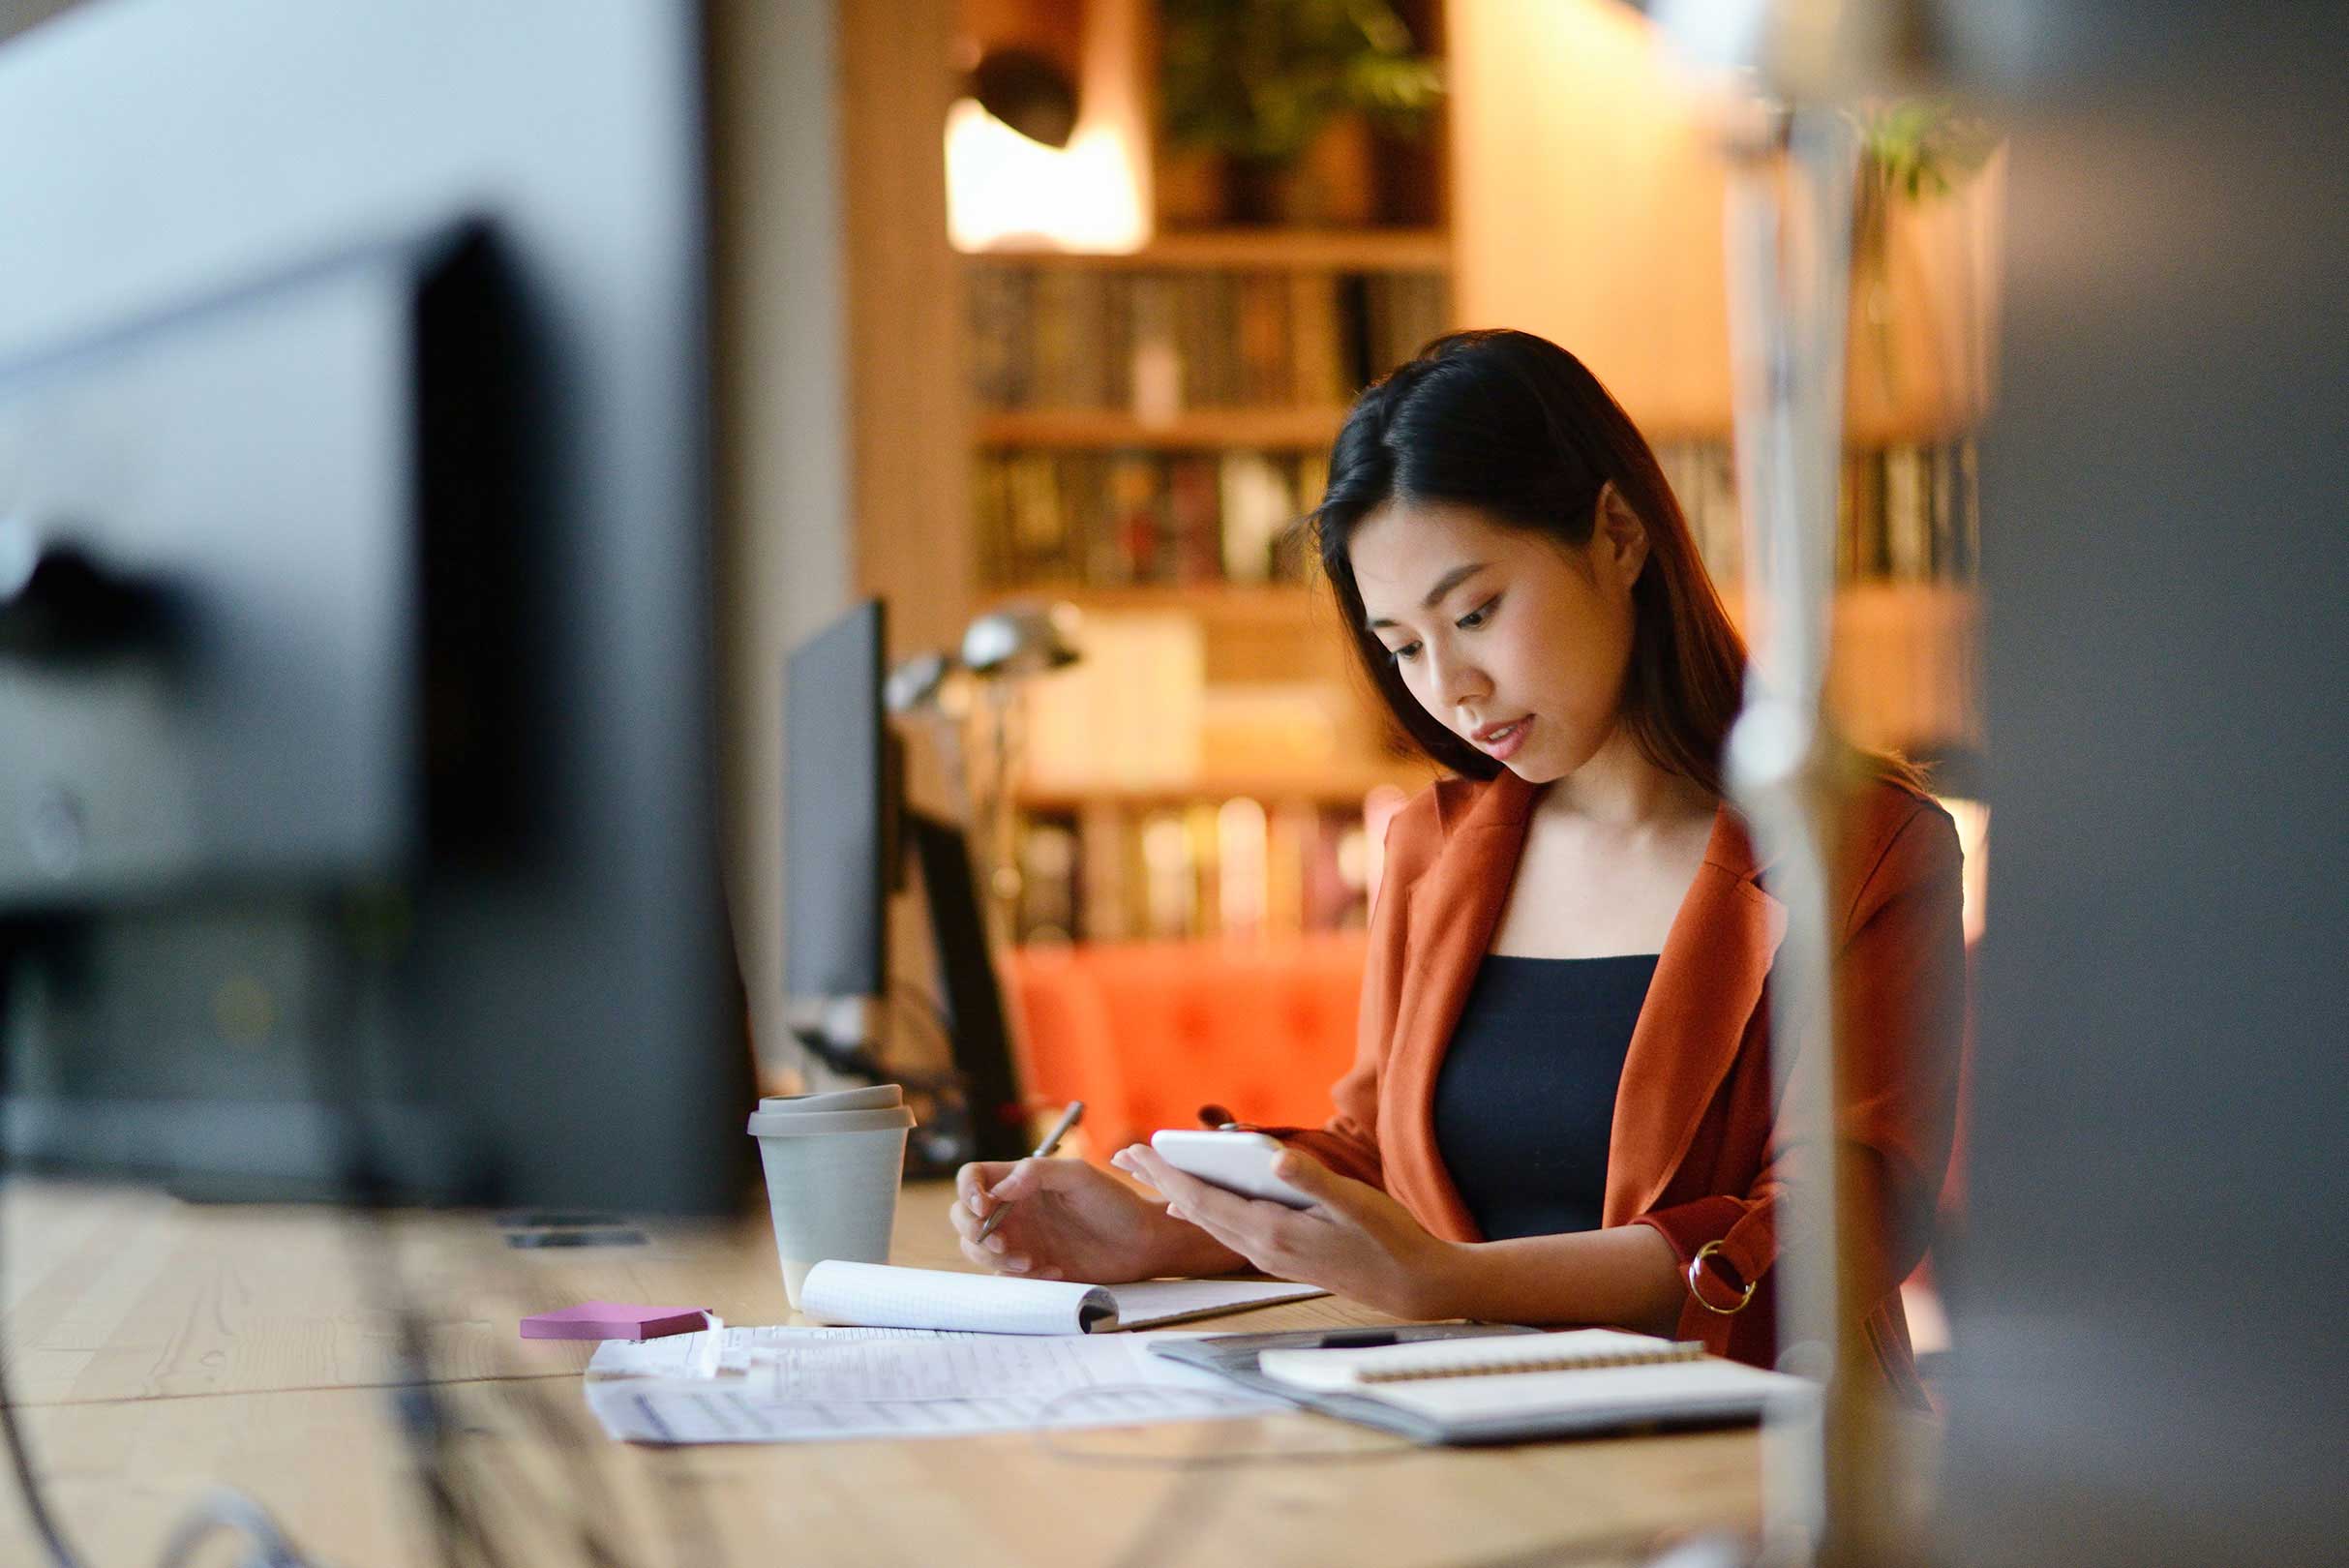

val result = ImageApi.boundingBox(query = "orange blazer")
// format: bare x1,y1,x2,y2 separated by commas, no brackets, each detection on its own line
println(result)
1265,769,1965,1399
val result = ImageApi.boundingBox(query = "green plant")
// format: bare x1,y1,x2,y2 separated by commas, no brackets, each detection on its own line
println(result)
1854,98,1998,205
1850,99,2000,404
1159,0,1443,168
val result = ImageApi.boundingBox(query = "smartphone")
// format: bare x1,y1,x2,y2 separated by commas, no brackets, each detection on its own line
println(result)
1148,1130,1317,1209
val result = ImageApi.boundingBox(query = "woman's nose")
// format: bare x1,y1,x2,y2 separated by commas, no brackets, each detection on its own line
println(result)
1428,646,1488,709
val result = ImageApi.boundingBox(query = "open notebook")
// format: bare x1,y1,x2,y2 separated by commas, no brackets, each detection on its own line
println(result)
797,1260,1326,1335
1155,1326,1813,1445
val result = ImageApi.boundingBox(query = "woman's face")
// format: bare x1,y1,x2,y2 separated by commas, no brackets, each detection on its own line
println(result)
1348,495,1646,784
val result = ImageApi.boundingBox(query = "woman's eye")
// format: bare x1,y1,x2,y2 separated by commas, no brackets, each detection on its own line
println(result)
1457,596,1500,631
1386,642,1421,664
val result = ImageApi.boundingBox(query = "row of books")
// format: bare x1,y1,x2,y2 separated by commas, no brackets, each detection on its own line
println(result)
974,448,1325,588
1009,794,1410,948
1653,437,1982,586
1839,437,1981,582
966,263,1451,413
977,437,1981,592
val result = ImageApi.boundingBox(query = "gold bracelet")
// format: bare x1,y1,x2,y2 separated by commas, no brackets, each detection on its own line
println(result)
1688,1239,1759,1315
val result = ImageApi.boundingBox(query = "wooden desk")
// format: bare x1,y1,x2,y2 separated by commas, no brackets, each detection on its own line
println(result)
1,1179,1763,1567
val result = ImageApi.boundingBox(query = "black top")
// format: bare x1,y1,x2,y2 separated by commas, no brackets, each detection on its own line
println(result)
1430,952,1660,1242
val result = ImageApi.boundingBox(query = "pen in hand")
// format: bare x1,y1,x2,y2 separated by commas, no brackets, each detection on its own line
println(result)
975,1100,1084,1244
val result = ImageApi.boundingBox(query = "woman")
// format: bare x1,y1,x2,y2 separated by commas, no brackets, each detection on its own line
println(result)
950,330,1964,1396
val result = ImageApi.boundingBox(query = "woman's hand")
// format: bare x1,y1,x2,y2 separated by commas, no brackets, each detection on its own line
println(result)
949,1157,1240,1283
1110,1143,1467,1321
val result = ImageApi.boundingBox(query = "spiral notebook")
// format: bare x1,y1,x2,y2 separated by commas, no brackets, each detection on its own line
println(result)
1258,1327,1707,1388
797,1260,1325,1335
1156,1326,1812,1445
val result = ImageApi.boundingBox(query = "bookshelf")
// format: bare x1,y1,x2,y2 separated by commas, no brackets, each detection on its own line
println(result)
1014,769,1428,813
975,407,1346,449
949,1,1983,950
960,204,1456,946
974,226,1450,272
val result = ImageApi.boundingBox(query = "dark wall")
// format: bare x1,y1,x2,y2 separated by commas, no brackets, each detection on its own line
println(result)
1937,5,2349,1564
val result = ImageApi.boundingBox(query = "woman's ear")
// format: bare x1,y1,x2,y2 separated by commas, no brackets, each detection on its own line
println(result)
1594,482,1651,590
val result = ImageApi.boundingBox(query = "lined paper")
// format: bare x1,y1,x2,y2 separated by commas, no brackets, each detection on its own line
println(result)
796,1261,1327,1335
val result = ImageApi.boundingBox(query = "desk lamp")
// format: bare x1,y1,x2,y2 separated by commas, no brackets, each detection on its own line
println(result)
888,600,1082,934
886,648,974,827
961,601,1079,926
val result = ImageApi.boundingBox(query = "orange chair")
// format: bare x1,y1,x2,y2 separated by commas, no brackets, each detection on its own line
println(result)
1003,934,1369,1155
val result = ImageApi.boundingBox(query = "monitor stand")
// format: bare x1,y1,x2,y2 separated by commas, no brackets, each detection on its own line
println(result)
905,810,1030,1164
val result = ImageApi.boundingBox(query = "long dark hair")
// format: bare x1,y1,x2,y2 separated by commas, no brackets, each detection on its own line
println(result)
1313,329,1749,796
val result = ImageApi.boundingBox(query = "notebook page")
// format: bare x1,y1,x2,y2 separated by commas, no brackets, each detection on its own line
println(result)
1364,1359,1808,1426
1101,1278,1328,1328
1257,1328,1685,1391
798,1260,1114,1335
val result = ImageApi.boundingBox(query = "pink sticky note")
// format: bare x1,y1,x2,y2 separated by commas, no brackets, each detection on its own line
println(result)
519,1302,711,1342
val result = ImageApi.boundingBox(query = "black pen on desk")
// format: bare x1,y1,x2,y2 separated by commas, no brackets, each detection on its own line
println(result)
975,1100,1084,1244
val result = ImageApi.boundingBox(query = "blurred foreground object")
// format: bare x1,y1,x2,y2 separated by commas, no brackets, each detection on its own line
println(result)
1929,3,2349,1564
1641,2,1966,1562
0,0,749,1214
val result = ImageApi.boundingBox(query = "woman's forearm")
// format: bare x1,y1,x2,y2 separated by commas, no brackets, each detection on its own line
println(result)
1438,1223,1686,1336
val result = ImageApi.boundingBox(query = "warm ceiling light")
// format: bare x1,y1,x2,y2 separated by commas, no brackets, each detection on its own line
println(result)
945,97,1147,253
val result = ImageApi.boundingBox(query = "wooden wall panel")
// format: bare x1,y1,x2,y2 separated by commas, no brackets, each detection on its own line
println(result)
1448,0,1734,437
840,0,974,1070
707,0,857,1082
841,0,974,662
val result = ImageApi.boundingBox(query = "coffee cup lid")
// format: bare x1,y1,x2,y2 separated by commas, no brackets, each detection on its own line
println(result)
746,1103,917,1138
755,1084,903,1115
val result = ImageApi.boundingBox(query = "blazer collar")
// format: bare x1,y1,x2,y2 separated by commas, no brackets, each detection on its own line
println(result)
1604,805,1786,1222
1388,770,1785,1239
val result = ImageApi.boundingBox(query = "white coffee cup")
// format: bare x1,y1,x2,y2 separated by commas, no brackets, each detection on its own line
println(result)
746,1096,916,1309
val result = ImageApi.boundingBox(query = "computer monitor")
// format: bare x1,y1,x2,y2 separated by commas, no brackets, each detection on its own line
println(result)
785,601,898,1025
0,0,750,1213
782,599,1029,1164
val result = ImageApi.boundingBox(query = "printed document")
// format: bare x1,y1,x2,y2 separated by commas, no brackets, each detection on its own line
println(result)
584,1323,1282,1444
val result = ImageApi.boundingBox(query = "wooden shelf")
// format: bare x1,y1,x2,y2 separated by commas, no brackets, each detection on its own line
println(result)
975,407,1347,450
1713,579,1976,623
1007,578,1974,626
977,403,1977,452
1017,766,1432,813
962,227,1451,273
1007,580,1982,806
985,582,1338,626
1721,581,1982,753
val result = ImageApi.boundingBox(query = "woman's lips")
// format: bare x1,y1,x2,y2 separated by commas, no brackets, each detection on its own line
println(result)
1476,717,1530,762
